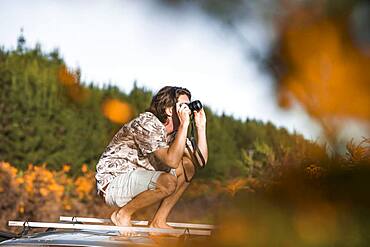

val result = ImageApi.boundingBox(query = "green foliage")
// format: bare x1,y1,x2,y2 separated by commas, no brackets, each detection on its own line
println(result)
128,82,153,114
0,44,322,179
0,45,116,172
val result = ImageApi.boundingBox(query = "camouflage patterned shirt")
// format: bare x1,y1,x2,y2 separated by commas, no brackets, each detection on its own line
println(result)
95,112,170,195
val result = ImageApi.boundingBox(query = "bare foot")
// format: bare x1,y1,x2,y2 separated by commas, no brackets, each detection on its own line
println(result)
149,221,181,237
110,210,132,227
111,209,139,237
149,221,173,229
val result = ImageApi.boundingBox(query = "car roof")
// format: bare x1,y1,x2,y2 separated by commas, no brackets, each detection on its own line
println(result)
0,229,207,246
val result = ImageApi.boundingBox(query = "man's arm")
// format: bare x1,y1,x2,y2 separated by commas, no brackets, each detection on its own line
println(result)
153,103,190,169
154,123,188,168
193,108,208,165
195,125,208,165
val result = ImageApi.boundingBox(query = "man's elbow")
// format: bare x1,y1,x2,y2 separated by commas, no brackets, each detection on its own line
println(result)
165,158,180,169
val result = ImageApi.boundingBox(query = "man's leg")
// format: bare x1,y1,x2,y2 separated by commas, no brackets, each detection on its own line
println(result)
149,157,195,228
111,173,177,227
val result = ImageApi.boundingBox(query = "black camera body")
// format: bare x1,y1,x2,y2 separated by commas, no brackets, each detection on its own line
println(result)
187,100,203,112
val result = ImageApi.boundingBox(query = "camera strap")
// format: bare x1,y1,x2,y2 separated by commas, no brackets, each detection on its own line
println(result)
182,115,206,183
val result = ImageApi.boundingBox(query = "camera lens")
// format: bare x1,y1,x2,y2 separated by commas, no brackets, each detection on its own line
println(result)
187,100,203,112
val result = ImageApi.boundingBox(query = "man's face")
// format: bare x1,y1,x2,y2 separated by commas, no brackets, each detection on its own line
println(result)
172,94,190,131
177,94,191,108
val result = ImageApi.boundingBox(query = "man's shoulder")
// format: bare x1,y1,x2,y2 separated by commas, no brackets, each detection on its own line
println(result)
137,111,160,122
131,112,165,131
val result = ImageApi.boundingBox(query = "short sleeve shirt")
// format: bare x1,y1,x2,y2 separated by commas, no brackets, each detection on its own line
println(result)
95,112,169,193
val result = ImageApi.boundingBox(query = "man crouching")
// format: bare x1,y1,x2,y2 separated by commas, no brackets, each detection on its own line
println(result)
95,86,208,231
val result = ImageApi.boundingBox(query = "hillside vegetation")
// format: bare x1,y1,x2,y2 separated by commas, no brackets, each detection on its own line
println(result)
3,43,369,245
0,43,319,180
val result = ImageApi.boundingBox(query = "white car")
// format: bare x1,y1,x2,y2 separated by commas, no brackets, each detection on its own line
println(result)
0,217,213,246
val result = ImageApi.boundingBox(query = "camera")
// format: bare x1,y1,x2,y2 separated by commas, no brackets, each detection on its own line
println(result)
187,100,203,112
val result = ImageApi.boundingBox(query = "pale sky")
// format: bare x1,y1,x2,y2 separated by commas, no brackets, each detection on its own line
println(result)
0,0,324,141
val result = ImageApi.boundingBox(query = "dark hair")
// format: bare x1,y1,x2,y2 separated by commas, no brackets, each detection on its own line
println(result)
147,86,191,123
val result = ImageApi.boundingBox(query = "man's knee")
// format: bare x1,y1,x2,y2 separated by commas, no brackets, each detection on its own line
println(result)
182,157,195,180
156,173,177,196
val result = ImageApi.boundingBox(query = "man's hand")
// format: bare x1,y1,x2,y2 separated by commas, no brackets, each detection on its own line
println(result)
193,108,206,129
176,103,191,126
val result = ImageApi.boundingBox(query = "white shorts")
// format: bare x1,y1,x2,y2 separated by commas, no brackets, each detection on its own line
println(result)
104,168,176,207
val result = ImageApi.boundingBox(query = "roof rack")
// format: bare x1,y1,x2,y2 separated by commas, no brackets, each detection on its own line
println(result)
8,220,211,236
0,230,18,241
59,216,215,230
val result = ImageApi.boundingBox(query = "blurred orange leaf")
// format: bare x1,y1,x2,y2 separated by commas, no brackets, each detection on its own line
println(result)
102,99,133,124
226,178,248,196
276,12,370,135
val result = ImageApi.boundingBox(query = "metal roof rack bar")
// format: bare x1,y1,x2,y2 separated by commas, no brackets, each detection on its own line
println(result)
8,221,211,236
59,216,215,230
